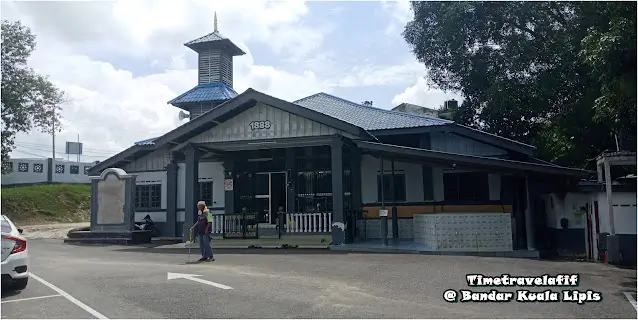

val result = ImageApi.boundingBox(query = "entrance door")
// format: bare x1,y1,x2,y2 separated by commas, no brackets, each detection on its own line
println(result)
253,172,287,225
270,172,287,224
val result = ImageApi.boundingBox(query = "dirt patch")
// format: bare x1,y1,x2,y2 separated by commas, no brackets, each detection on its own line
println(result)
22,222,89,239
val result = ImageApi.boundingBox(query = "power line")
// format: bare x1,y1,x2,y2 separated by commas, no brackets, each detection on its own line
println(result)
55,117,169,136
13,148,50,158
14,141,121,154
14,144,113,159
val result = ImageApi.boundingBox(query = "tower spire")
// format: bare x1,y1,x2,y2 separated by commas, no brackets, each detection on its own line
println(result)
214,11,218,32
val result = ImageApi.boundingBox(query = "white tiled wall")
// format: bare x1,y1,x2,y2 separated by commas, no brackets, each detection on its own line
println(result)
414,213,513,251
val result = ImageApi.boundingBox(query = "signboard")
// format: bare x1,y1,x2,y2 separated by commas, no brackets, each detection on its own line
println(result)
379,209,388,217
224,179,234,191
65,141,83,155
249,120,271,130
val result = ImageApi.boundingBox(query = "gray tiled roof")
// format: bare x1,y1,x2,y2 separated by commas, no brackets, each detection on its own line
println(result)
185,31,227,46
134,137,158,146
184,31,246,56
168,82,238,105
293,93,452,131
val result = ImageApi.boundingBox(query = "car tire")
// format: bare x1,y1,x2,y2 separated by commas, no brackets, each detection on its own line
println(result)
11,278,28,290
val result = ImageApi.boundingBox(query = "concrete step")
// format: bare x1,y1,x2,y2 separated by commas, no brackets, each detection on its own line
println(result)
64,238,133,245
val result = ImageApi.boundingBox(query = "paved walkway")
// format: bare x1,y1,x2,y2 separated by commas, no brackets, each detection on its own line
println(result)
2,239,636,319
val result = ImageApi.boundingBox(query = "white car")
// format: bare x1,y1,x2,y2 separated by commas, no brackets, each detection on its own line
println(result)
1,215,28,290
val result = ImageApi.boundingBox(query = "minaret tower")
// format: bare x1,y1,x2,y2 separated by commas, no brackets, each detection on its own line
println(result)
168,12,246,119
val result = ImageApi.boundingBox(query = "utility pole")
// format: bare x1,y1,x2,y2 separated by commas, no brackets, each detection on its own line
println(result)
52,112,56,160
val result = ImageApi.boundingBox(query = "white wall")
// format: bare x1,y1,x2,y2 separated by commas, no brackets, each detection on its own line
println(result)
361,155,502,204
176,161,225,222
543,193,589,229
361,155,424,203
1,158,95,185
1,159,48,185
52,159,93,184
545,191,637,234
593,192,637,235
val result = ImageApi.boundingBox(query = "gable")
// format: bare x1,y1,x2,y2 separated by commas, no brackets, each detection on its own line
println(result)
430,132,507,157
190,102,345,143
123,148,172,172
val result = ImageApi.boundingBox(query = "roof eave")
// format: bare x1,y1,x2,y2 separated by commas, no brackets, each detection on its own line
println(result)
354,140,591,178
184,40,246,56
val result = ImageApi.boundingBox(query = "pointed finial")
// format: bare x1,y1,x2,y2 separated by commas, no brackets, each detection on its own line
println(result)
214,11,218,32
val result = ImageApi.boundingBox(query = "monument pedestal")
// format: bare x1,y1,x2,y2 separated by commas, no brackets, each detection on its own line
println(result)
65,168,152,245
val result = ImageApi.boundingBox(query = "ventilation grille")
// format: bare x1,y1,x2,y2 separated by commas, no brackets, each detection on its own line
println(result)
198,49,233,87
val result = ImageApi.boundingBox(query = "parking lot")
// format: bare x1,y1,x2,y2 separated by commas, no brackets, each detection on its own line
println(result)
1,240,636,319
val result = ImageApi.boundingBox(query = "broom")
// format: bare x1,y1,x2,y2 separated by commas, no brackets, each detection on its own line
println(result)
187,229,194,262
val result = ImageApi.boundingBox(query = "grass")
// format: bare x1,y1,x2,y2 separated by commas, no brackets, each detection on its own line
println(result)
1,183,91,225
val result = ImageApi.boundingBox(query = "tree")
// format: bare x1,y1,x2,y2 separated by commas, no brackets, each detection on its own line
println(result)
579,2,636,150
1,20,65,173
402,2,636,168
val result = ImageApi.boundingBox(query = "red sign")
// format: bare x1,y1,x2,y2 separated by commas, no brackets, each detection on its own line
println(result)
224,179,234,191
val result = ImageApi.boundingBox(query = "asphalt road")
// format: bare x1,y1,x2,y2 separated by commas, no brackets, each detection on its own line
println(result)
1,240,636,319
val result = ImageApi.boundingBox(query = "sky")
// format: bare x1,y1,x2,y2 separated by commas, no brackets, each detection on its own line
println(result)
3,0,463,162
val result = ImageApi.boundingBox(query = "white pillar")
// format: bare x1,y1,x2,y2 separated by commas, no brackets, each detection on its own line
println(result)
524,176,536,250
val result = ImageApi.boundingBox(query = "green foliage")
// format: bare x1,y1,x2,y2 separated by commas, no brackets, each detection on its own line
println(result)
403,2,636,168
1,20,65,174
0,183,91,224
579,2,636,149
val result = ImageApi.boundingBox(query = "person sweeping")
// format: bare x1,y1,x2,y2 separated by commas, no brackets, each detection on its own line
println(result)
190,201,215,262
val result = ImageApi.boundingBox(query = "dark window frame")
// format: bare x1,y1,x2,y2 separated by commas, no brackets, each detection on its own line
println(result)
17,162,29,172
199,181,213,207
55,164,65,174
443,171,490,203
33,163,44,173
2,162,13,173
83,166,91,175
135,184,162,209
376,173,407,202
69,165,80,175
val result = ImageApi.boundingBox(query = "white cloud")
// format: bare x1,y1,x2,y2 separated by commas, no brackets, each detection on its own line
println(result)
2,0,464,162
336,60,423,88
2,0,332,161
392,78,464,109
381,0,413,35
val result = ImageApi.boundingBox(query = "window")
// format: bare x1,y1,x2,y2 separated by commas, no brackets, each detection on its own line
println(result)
199,181,213,207
135,184,162,209
443,172,489,202
55,164,65,174
377,173,406,202
70,165,79,174
33,163,44,173
84,166,91,175
18,163,29,172
2,162,12,173
1,219,12,233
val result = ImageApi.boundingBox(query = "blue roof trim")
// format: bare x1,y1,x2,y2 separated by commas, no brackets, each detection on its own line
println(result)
168,82,238,105
134,137,158,146
293,93,452,131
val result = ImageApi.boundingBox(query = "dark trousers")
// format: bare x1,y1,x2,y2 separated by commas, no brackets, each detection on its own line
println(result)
198,233,213,258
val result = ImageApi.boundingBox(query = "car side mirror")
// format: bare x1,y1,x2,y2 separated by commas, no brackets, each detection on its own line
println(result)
17,228,23,234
